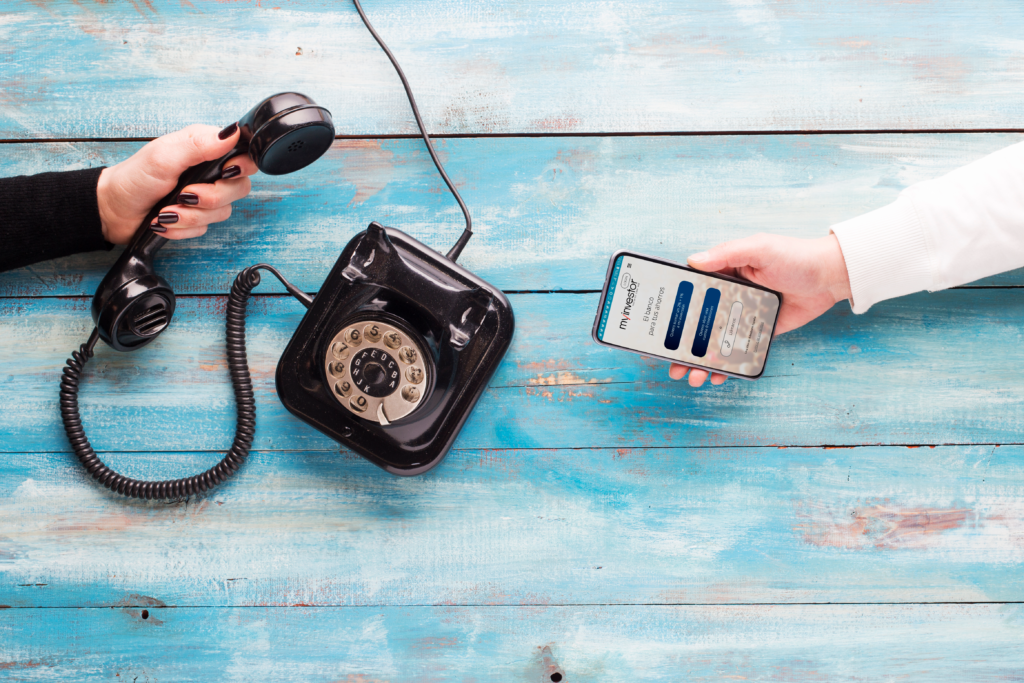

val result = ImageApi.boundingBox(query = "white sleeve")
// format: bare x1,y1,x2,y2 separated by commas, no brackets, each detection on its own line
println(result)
830,140,1024,313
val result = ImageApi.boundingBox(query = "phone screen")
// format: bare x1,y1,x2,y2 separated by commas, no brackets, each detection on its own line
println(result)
595,253,781,378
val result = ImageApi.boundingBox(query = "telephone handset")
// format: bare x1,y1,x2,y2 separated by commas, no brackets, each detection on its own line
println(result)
91,93,335,352
59,0,515,499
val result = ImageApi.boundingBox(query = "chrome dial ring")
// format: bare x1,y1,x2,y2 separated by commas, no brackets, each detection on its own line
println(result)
325,320,430,424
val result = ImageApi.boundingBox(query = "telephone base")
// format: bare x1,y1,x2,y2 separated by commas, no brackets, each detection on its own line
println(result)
276,223,515,475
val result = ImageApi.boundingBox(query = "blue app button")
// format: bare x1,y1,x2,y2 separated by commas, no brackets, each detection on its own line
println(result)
663,281,694,351
691,288,721,357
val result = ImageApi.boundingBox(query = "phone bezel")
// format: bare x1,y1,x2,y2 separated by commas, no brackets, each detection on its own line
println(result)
590,249,783,381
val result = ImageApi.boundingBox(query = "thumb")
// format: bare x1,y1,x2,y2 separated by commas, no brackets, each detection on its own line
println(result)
133,123,241,183
688,233,774,272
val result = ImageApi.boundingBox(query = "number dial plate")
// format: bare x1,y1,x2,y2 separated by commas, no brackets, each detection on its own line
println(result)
350,348,400,397
325,320,429,424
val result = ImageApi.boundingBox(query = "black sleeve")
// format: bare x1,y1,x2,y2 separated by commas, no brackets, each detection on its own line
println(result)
0,167,115,273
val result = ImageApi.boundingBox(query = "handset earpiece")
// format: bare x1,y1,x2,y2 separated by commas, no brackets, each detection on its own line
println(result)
91,92,334,352
240,92,336,175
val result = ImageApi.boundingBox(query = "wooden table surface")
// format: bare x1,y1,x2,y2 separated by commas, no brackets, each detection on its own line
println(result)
3,1,1024,680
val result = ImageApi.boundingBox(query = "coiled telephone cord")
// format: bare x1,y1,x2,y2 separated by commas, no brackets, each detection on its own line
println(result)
59,265,309,500
60,1,467,500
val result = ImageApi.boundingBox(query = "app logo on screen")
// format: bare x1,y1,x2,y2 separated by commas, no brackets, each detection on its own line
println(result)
618,272,639,330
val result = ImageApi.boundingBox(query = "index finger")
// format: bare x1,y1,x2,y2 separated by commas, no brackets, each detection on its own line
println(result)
220,153,258,178
669,363,689,380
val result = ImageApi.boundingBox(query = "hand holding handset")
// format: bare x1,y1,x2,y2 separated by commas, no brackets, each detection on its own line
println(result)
60,92,336,500
593,251,782,380
91,93,335,352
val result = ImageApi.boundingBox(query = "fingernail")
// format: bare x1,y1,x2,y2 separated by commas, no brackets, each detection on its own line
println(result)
150,223,167,233
156,212,179,224
220,165,241,180
176,192,199,206
218,122,238,140
689,251,709,262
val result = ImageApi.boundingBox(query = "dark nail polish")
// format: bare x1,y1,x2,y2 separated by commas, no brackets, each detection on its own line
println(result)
177,192,199,206
157,212,179,224
218,122,238,140
220,165,241,180
150,223,167,233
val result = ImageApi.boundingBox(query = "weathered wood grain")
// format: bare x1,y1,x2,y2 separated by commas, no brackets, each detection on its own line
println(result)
3,605,1024,680
2,133,1024,297
2,288,1023,455
6,1,1024,676
3,444,1024,608
4,0,1024,138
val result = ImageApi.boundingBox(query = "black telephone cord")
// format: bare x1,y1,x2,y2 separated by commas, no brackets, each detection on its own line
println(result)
59,265,308,500
352,0,473,262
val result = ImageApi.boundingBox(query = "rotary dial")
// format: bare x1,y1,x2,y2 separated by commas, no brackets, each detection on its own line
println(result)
325,320,429,425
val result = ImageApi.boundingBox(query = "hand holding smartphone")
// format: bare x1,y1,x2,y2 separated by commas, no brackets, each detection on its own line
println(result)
592,251,782,380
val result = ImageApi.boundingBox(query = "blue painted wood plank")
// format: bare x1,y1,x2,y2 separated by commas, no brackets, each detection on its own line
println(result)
6,2,1023,673
3,1,1024,138
1,134,1023,297
1,288,1023,453
2,605,1024,680
3,445,1024,607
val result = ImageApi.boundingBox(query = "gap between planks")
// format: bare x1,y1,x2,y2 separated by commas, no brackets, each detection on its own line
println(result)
3,283,1024,302
14,442,1024,455
3,128,1024,145
4,601,1024,610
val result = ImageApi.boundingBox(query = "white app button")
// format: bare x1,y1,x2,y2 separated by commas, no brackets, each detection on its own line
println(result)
720,301,743,357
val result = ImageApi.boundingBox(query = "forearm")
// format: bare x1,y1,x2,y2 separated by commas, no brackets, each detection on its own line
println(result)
831,140,1024,313
0,167,113,274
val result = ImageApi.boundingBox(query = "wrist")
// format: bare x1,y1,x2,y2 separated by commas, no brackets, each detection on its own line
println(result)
821,233,852,305
96,166,116,243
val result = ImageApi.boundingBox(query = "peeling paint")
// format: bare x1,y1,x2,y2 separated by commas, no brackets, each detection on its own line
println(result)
796,502,977,550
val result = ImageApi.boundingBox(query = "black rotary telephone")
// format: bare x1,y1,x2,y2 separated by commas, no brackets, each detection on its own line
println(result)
60,0,515,499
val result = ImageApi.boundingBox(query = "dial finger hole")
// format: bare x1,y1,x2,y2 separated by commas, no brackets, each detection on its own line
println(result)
335,380,352,397
383,331,402,349
344,328,362,346
401,385,420,403
332,341,351,360
349,395,368,412
405,366,424,384
398,346,417,364
329,361,346,378
363,323,382,343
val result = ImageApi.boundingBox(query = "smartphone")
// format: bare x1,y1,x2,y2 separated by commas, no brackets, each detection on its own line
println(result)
592,251,782,380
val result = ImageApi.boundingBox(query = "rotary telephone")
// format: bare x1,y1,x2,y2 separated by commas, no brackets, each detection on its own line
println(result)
60,1,514,499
